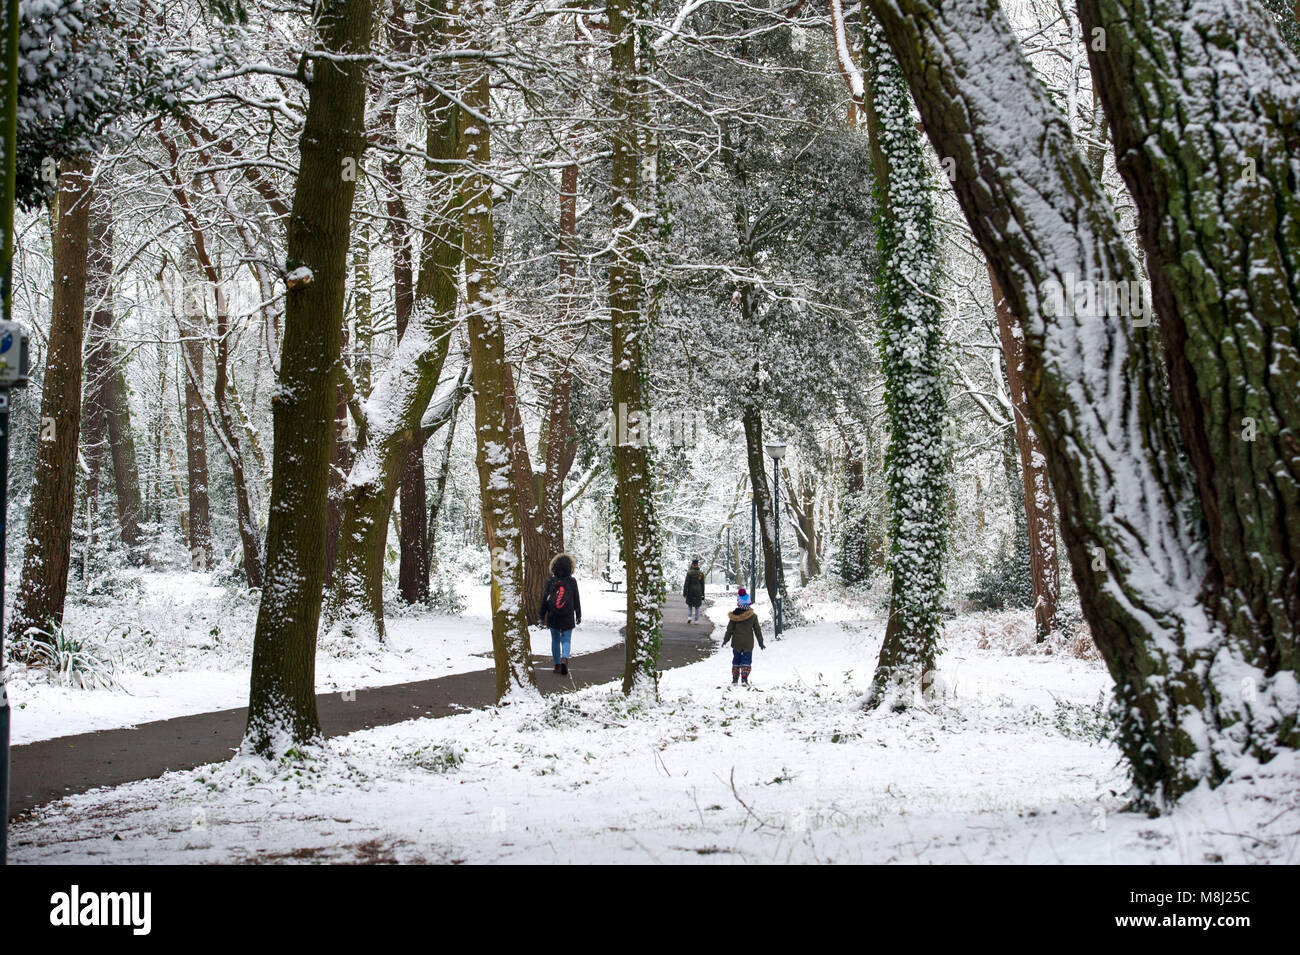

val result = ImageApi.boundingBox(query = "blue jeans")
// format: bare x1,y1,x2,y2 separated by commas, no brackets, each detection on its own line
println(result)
550,628,573,664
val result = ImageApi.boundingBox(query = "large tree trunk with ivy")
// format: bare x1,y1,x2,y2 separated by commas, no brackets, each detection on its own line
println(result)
82,192,145,562
10,159,92,647
608,0,664,695
245,0,372,754
459,18,536,699
327,1,461,641
865,0,1299,801
989,266,1058,639
858,11,949,709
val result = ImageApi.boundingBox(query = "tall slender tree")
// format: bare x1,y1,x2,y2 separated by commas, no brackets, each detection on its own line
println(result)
458,0,536,698
608,0,665,695
245,0,373,753
10,159,93,647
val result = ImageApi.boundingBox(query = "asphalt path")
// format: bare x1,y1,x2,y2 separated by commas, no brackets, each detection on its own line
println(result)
8,595,716,818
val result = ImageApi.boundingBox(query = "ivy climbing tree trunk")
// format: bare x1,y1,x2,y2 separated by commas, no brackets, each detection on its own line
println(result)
864,0,1299,801
608,0,665,695
245,0,373,754
11,159,92,648
459,2,536,699
858,10,950,709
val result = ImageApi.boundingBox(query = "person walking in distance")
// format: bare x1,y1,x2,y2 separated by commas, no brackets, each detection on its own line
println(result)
540,553,582,675
683,558,706,624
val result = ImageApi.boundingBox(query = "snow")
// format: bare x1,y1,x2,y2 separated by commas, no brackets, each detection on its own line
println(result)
5,571,626,745
10,602,1296,864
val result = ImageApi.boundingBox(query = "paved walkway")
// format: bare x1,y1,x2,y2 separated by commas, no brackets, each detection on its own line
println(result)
8,596,715,818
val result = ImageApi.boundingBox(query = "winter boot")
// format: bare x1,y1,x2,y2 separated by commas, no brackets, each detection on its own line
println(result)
731,667,740,685
561,658,569,676
553,663,562,674
741,666,752,686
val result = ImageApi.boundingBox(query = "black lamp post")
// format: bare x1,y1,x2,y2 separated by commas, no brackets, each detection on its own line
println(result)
748,490,756,598
765,440,786,637
1,0,32,864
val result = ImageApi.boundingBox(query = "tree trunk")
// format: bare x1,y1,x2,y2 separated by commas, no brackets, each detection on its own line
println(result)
539,155,581,557
181,295,213,569
742,402,784,607
425,362,470,585
397,445,429,602
11,158,92,647
864,0,1296,799
858,9,950,709
1075,0,1300,780
503,365,549,626
245,0,372,754
458,32,536,699
327,0,461,640
989,265,1059,639
324,324,351,584
83,191,145,562
160,128,263,586
608,0,666,696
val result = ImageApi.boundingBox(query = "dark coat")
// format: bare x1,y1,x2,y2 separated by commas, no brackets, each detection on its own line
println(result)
722,608,764,652
683,569,706,606
540,553,581,631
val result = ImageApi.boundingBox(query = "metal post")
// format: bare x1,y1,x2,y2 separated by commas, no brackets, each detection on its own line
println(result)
749,495,756,598
0,391,9,863
725,524,732,589
772,457,782,638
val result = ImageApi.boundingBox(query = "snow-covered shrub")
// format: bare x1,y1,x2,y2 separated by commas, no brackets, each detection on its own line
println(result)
401,743,465,774
20,624,118,690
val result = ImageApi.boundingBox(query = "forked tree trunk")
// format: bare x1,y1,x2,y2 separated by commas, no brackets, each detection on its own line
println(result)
327,0,462,641
245,0,372,754
11,158,92,647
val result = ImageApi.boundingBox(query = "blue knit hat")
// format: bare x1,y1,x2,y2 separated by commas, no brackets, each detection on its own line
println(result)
737,586,751,608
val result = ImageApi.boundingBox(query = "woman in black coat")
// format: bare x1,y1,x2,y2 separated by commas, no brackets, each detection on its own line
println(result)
539,553,582,675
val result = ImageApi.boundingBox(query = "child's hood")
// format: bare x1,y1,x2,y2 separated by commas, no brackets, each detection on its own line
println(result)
728,608,756,622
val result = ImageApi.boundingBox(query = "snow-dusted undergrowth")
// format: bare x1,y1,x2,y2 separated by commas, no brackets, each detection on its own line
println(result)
4,570,625,744
11,601,1296,864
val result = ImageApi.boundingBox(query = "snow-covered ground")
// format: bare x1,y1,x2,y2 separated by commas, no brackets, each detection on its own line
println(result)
11,593,1296,864
5,571,626,744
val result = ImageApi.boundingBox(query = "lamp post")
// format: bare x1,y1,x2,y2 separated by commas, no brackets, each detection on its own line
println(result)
748,490,756,598
1,0,32,863
765,440,786,638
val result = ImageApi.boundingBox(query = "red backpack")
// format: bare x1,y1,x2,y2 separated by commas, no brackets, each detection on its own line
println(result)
545,580,567,615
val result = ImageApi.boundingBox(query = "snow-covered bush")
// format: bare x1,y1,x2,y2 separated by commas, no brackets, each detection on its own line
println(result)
19,623,118,689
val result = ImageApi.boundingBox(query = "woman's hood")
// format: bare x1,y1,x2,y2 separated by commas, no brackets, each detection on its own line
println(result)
728,608,756,621
550,552,576,577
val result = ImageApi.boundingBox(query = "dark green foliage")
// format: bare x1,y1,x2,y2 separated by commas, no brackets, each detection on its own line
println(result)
966,536,1033,612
